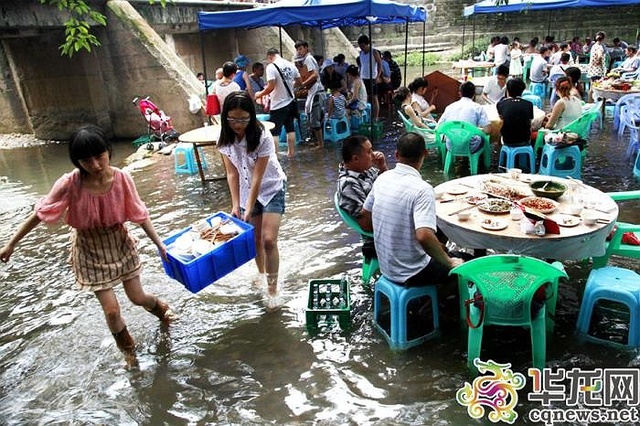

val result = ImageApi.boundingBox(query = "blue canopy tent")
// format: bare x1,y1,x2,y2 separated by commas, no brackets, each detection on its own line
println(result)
460,0,640,58
197,0,427,120
199,0,426,30
463,0,640,17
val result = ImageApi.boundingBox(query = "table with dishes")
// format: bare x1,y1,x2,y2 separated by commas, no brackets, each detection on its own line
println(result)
178,120,275,186
434,173,618,260
591,86,640,103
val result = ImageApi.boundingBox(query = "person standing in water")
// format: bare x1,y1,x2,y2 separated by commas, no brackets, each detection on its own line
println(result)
217,92,287,311
0,125,175,367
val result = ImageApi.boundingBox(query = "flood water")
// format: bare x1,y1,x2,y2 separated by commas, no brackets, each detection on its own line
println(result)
1,109,639,424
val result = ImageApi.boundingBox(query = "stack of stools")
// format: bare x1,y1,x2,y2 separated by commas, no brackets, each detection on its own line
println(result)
324,116,351,143
498,145,536,173
576,266,640,347
538,143,582,179
373,275,439,350
529,82,547,98
174,143,205,175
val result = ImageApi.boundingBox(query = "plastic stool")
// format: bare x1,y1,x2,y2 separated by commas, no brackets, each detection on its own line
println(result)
174,143,205,175
279,118,302,145
576,266,640,347
373,276,439,350
499,145,536,173
256,113,270,122
324,116,351,143
529,82,547,98
538,143,581,179
634,149,640,182
522,94,542,109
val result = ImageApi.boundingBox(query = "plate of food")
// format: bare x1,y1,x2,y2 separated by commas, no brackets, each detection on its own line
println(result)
480,218,508,231
519,196,558,214
557,214,581,227
477,199,512,214
447,186,468,196
466,194,488,205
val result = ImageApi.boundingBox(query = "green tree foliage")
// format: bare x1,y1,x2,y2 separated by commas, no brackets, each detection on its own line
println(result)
39,0,166,57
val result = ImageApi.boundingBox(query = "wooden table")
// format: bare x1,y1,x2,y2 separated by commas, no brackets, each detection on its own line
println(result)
178,121,275,186
451,60,494,77
434,174,618,260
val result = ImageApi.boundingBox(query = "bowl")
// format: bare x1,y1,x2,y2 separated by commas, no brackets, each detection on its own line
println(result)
529,180,567,200
582,210,599,226
508,168,522,180
457,211,471,221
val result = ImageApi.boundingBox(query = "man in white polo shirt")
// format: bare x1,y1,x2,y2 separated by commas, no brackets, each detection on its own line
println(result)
361,132,464,286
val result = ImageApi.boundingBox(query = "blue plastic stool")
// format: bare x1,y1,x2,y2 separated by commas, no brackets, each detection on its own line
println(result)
576,266,640,348
279,118,302,145
522,94,542,109
634,149,640,182
529,82,547,98
256,113,270,122
538,143,581,179
174,143,205,175
373,276,439,350
498,144,536,173
324,116,351,143
522,90,532,96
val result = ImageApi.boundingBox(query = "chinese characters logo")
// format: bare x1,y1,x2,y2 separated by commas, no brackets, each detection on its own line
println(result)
456,359,526,424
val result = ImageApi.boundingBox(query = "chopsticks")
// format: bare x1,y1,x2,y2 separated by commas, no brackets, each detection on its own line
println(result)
448,204,476,216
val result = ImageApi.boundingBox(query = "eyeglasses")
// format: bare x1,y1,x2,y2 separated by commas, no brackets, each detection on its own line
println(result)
227,117,251,124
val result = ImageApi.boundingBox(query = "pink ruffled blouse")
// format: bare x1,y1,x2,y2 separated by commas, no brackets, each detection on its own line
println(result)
35,168,149,230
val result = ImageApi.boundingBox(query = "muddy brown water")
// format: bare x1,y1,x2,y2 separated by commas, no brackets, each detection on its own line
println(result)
1,107,639,424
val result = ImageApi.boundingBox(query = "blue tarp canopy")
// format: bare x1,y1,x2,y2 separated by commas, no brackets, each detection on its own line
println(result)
463,0,640,17
198,0,427,31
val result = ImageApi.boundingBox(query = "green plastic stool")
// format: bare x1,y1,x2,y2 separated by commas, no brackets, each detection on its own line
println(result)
450,255,568,373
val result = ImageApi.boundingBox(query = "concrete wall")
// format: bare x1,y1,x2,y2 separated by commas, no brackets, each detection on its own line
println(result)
1,0,638,139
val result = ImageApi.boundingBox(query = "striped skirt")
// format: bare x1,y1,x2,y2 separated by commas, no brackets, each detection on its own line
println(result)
70,224,141,292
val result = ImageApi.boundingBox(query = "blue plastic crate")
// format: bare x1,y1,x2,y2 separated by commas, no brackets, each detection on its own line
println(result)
161,212,256,293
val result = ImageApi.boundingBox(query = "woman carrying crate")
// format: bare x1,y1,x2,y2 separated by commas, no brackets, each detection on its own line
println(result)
217,91,287,311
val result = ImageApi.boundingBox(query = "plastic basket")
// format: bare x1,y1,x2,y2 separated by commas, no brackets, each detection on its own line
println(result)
356,121,384,139
161,212,256,293
305,278,351,330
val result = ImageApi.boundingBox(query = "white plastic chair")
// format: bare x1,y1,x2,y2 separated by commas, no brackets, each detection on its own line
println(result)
620,105,640,160
613,93,640,137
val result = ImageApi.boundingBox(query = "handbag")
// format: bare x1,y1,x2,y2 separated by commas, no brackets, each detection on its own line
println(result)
205,94,220,116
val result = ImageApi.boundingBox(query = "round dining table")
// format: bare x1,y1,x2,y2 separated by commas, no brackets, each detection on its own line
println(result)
592,86,640,103
178,120,275,185
434,173,618,260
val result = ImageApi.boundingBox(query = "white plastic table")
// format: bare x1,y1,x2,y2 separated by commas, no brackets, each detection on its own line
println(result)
434,174,618,260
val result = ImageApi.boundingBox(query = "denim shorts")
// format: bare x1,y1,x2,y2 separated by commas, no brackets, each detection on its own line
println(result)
241,183,287,217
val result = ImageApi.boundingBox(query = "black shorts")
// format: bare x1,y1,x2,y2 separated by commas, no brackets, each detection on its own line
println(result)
362,79,378,98
269,101,298,136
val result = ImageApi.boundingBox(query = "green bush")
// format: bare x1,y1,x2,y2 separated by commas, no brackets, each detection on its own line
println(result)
396,52,440,67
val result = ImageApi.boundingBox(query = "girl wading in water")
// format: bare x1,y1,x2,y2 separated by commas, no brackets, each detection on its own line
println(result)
0,125,175,367
217,91,287,311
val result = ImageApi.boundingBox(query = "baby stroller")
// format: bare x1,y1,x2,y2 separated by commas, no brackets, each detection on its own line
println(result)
132,96,180,144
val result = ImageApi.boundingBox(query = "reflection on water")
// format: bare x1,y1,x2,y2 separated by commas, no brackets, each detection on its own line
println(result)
0,115,639,424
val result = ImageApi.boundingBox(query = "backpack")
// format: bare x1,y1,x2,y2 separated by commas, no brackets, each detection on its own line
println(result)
389,60,402,90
